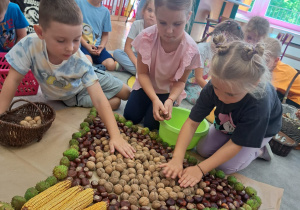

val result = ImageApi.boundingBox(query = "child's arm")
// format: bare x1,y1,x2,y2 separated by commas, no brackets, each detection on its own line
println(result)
179,140,242,188
124,37,137,68
160,117,199,178
86,81,135,158
164,69,192,120
137,53,166,121
16,28,27,43
194,67,208,88
0,67,24,114
96,32,109,55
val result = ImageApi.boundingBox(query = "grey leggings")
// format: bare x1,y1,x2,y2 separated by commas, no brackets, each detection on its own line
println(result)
196,125,271,174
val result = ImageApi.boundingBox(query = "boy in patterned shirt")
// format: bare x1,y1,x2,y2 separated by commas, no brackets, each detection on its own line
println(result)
0,0,134,158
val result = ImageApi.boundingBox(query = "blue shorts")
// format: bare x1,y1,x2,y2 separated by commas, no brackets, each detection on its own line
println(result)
81,46,114,64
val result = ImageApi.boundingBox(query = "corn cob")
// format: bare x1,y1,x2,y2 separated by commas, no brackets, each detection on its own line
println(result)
21,180,71,210
83,201,108,210
39,185,83,210
61,188,94,210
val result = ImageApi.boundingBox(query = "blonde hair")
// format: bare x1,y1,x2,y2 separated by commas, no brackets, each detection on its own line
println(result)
0,0,9,14
264,37,282,58
210,34,271,99
200,19,244,43
142,0,154,13
245,16,270,38
154,0,193,16
39,0,82,30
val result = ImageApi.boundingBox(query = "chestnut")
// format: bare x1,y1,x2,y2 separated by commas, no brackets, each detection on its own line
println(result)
185,196,194,203
202,200,211,208
77,171,86,179
97,186,106,193
166,198,175,206
68,170,77,178
176,198,187,207
76,166,83,172
169,206,176,210
93,195,102,203
140,207,151,210
233,200,240,208
203,187,211,193
70,161,77,167
101,192,108,198
72,178,81,186
108,194,118,201
216,185,223,192
81,178,90,186
110,199,120,207
91,180,98,188
204,193,211,200
121,207,129,210
78,163,85,168
85,171,93,179
158,206,168,210
221,203,229,209
108,205,118,210
210,195,218,202
193,195,203,204
120,200,131,208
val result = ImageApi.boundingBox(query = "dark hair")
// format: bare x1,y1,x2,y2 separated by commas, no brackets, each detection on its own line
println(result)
199,19,244,43
39,0,82,30
154,0,193,16
142,0,154,13
210,34,271,99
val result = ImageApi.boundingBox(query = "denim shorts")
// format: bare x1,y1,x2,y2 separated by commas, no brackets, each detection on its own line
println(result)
81,46,114,64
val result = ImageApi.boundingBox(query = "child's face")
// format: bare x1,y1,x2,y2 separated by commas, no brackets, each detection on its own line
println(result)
245,31,261,44
265,56,279,71
156,6,190,45
143,1,156,28
211,76,248,104
37,21,82,65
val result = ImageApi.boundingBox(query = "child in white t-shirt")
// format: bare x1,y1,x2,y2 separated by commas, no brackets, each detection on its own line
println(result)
113,0,156,75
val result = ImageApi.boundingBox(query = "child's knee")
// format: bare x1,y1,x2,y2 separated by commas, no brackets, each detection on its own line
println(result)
109,97,121,110
103,58,116,71
117,84,131,100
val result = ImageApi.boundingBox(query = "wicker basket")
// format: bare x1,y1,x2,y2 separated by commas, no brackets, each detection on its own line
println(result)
0,99,56,147
280,70,300,143
269,131,297,157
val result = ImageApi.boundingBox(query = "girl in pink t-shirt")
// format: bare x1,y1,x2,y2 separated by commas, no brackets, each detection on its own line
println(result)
124,0,201,130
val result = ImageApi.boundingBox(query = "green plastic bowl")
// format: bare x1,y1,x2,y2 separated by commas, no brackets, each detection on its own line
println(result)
159,107,209,150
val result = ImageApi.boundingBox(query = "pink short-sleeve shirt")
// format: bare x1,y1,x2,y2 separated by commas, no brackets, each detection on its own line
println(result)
132,25,201,100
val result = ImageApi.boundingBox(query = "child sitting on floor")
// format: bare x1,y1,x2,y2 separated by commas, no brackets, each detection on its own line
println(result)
75,0,116,71
161,35,282,187
113,0,156,75
123,0,201,130
244,16,270,44
185,19,244,105
0,0,134,158
264,37,300,108
0,0,29,52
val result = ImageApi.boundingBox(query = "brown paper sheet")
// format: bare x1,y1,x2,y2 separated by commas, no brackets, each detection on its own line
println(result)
0,107,283,210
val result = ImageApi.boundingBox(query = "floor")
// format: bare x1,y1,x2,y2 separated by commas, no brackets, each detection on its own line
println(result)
11,20,300,209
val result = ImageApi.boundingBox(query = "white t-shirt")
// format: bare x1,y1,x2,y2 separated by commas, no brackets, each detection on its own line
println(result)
128,19,145,53
6,34,98,101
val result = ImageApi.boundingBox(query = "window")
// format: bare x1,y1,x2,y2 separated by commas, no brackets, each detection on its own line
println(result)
238,0,300,32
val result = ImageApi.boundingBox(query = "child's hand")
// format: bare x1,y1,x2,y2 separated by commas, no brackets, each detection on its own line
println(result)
86,44,98,55
109,136,136,159
296,109,300,120
153,99,167,121
178,166,203,188
96,45,104,55
163,98,174,120
160,158,183,179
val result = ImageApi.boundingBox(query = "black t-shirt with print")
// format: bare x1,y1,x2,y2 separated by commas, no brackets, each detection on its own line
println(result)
189,81,282,148
11,0,40,34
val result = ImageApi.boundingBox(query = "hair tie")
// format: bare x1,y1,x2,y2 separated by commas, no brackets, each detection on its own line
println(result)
237,26,241,30
226,20,231,25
